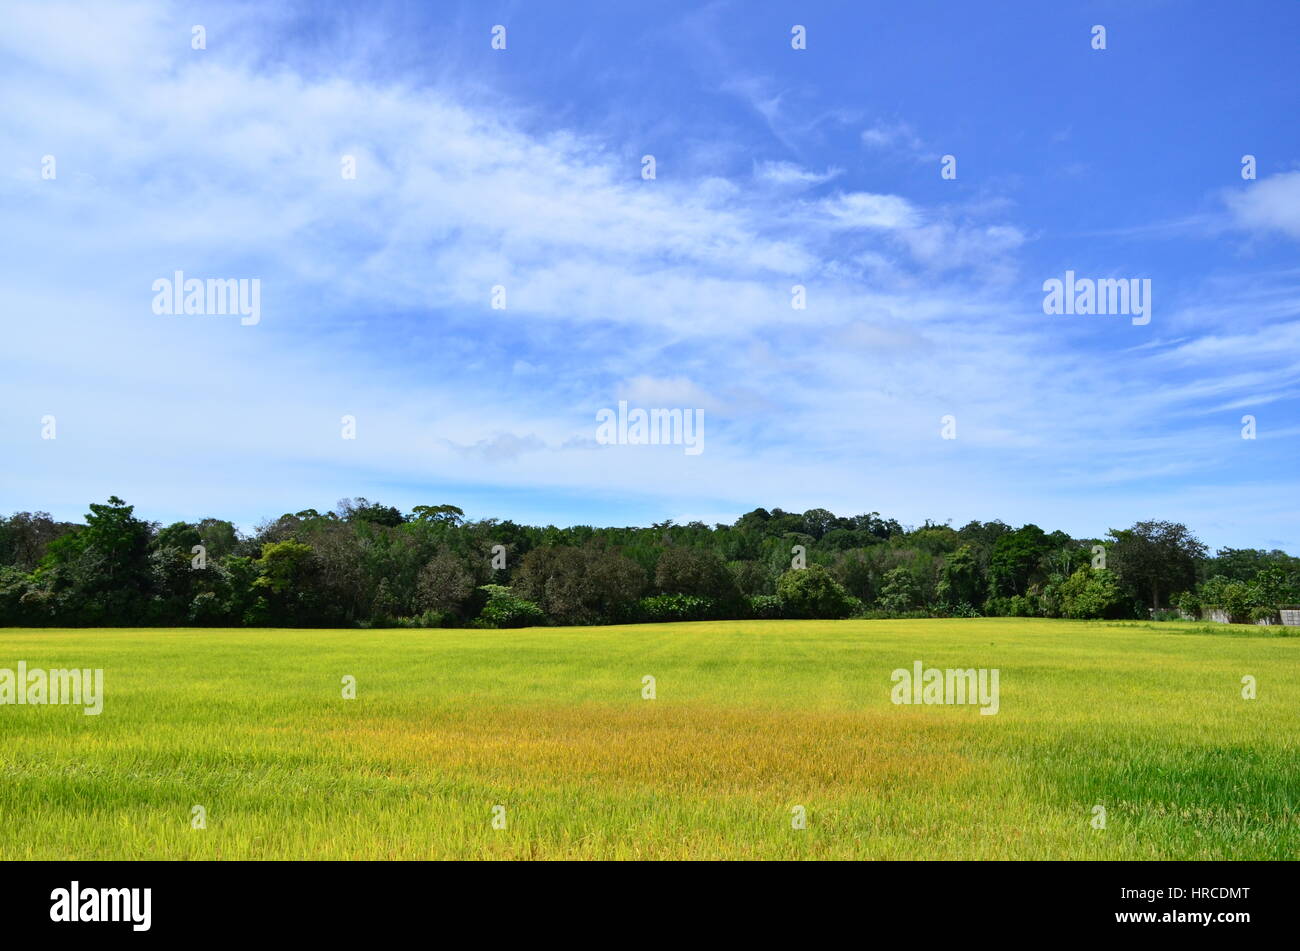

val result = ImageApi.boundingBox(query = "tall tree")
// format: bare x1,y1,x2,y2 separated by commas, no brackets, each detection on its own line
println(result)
1108,520,1207,613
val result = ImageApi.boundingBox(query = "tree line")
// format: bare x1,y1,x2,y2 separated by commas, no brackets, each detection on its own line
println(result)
0,497,1296,628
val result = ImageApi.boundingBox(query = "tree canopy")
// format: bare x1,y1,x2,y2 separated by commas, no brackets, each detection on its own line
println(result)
0,499,1292,629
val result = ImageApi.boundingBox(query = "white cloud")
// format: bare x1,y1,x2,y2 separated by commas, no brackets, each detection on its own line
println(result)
0,1,1295,550
818,192,920,230
753,160,841,188
1224,171,1300,239
860,120,933,161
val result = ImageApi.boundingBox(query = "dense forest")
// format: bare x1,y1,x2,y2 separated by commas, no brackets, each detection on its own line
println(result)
0,497,1296,628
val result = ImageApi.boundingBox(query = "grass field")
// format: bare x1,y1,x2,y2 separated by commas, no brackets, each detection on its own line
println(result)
0,618,1296,860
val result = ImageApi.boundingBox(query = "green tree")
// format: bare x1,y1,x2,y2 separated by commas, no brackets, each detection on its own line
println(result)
410,504,465,526
255,540,315,594
0,512,70,568
39,497,153,623
654,547,738,602
416,549,477,618
936,545,981,609
1057,567,1124,619
515,546,646,624
337,497,405,527
776,565,855,619
252,540,320,624
197,518,239,559
1108,521,1207,613
988,524,1050,598
155,521,202,553
879,566,920,614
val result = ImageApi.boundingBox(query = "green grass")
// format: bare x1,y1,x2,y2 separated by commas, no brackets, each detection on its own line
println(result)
0,619,1296,859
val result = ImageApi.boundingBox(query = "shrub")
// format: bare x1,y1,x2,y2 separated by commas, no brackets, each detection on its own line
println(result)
188,591,224,625
16,585,55,626
983,596,1011,617
992,594,1034,617
1173,590,1201,619
746,594,784,619
984,594,1040,617
776,565,855,619
1057,567,1124,619
475,585,545,628
1197,575,1253,622
636,593,718,623
390,608,455,629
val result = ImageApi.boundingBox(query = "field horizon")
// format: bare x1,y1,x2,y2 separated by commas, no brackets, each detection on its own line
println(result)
1,618,1295,860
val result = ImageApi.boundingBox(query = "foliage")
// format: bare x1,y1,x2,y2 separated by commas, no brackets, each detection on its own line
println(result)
475,585,545,628
515,546,646,625
0,499,1292,629
636,593,719,623
1056,567,1125,619
1108,520,1207,612
653,547,738,604
745,594,784,619
776,565,855,619
416,548,478,618
878,566,920,614
988,524,1050,597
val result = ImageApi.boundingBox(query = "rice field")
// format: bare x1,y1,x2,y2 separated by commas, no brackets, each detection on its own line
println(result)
0,618,1295,860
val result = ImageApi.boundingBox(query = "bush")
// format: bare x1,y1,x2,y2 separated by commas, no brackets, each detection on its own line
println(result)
188,591,224,625
746,594,784,619
1197,576,1253,622
984,596,1010,617
1249,606,1278,625
1173,590,1201,619
1057,567,1125,619
775,565,855,619
1008,594,1036,617
986,594,1036,617
390,609,455,629
475,585,546,628
636,593,718,623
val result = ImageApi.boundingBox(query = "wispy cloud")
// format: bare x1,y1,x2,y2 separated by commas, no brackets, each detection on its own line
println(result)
0,0,1297,551
860,120,936,162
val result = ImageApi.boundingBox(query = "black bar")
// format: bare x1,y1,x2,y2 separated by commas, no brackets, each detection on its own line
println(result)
0,860,1285,938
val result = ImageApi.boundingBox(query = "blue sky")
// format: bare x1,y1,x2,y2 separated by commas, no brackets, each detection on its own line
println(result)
2,0,1298,550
